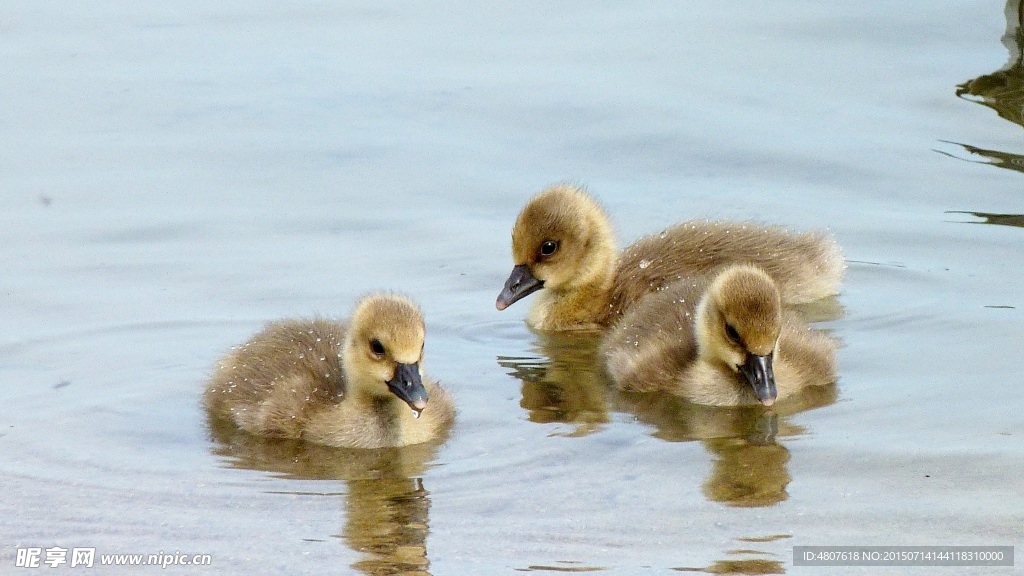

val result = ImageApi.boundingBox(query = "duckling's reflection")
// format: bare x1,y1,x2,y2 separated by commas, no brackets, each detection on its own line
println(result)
498,331,612,437
617,386,836,508
346,478,431,576
677,559,785,575
500,333,838,507
207,416,443,576
716,560,784,574
675,535,789,574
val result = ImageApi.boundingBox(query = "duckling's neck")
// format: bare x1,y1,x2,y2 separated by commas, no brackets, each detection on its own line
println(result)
370,395,408,443
529,263,616,331
341,388,407,441
693,293,726,367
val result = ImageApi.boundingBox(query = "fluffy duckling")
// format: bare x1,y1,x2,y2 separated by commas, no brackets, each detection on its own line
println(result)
496,184,844,331
600,264,837,406
204,294,455,449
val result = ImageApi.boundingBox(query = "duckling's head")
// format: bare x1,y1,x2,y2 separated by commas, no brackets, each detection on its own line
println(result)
695,265,782,406
343,294,430,417
496,184,616,310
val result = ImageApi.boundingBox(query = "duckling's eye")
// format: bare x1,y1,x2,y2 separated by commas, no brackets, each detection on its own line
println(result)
539,240,558,257
725,324,741,344
369,339,386,357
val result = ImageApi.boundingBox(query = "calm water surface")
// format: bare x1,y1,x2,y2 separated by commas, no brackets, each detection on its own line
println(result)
1,2,1022,574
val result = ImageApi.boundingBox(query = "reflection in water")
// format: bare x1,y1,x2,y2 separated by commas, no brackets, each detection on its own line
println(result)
498,331,611,437
207,416,444,576
675,559,785,575
618,388,835,508
953,1,1024,170
500,333,838,508
957,1,1024,126
936,141,1024,174
518,562,606,572
675,536,790,574
616,388,837,444
346,478,431,576
947,210,1024,229
734,535,792,543
701,438,790,508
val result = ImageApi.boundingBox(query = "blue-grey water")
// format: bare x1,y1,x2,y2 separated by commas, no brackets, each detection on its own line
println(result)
1,2,1022,574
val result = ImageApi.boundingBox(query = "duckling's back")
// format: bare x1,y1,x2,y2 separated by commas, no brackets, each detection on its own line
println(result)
775,314,838,392
608,221,843,323
204,318,349,438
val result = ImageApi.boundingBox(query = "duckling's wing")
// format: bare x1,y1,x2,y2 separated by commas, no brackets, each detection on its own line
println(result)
601,280,705,392
777,312,839,389
205,318,349,433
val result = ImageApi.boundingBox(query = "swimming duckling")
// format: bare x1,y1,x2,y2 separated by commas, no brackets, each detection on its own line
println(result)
204,294,455,449
496,184,844,331
600,264,837,406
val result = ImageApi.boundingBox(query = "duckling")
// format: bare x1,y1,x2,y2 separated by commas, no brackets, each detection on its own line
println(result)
496,184,844,331
204,294,455,449
600,264,837,406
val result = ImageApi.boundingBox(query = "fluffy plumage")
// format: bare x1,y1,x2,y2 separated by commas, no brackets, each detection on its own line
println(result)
204,294,455,448
497,184,844,331
601,265,837,406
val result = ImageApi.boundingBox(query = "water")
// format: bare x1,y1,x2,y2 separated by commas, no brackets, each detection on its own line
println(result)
2,2,1022,574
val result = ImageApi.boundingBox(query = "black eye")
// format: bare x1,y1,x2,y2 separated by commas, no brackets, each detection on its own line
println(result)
370,339,386,356
725,324,741,344
540,240,558,257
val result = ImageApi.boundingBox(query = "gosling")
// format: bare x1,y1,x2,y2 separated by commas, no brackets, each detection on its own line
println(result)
496,184,844,331
600,265,837,406
204,293,455,448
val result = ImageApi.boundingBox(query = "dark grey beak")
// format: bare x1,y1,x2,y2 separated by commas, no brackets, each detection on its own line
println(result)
739,353,777,406
495,264,544,310
387,362,428,416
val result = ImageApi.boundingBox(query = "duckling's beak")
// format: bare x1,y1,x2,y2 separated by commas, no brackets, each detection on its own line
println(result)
739,353,777,407
387,362,429,416
496,264,544,310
